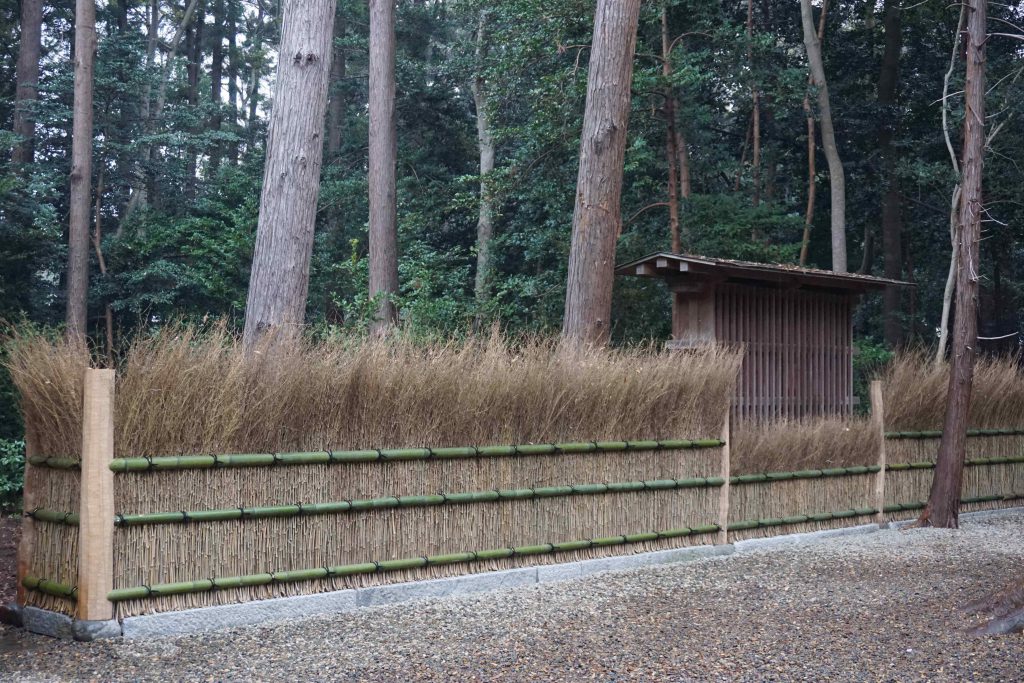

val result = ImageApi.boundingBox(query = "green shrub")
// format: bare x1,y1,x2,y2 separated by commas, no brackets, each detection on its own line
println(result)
0,438,25,513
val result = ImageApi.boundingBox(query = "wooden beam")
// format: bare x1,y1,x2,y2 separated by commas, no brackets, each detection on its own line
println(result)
870,380,887,526
636,264,657,276
718,408,731,545
77,368,115,622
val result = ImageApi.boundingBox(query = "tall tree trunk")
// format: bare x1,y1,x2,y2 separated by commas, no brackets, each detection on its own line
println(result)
246,0,265,138
676,129,691,200
747,0,761,207
241,0,334,346
878,0,903,345
184,1,204,198
472,10,496,309
12,0,43,165
66,0,97,342
799,0,846,273
562,0,642,348
919,0,986,530
327,7,346,163
226,0,239,163
368,0,399,333
660,6,680,253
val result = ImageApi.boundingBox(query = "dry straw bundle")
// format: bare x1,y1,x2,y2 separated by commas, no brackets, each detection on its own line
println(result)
731,416,879,474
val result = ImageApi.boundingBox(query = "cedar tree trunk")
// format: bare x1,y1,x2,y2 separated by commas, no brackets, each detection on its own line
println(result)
472,10,496,309
368,0,399,333
562,0,642,348
242,0,334,346
920,0,986,529
12,0,43,165
878,0,903,345
66,0,97,341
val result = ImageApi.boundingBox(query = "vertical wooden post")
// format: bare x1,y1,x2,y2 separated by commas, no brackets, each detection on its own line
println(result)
15,425,38,607
870,380,887,526
718,408,731,544
77,368,115,622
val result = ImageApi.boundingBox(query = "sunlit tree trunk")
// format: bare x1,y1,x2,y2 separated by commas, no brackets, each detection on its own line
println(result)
919,0,986,529
368,0,399,333
242,0,334,346
67,0,97,342
562,0,642,348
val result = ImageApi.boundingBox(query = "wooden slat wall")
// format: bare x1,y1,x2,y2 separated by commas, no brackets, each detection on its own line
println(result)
715,284,854,423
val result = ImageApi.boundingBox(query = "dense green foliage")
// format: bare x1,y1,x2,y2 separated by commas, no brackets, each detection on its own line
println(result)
0,438,24,512
1,0,1023,436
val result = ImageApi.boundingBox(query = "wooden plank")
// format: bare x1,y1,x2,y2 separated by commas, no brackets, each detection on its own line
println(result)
718,408,731,545
870,380,887,524
77,368,116,622
15,423,38,608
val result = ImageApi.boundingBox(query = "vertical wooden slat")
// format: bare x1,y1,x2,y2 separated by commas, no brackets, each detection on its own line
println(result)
718,407,731,545
870,380,887,524
77,368,115,622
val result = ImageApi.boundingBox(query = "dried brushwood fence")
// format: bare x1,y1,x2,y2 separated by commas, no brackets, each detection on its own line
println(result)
9,337,1024,623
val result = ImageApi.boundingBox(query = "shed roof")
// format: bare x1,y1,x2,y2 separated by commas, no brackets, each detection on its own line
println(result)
615,252,913,293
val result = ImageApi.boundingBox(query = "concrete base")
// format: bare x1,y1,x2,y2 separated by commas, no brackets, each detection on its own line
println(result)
72,618,122,642
22,606,74,640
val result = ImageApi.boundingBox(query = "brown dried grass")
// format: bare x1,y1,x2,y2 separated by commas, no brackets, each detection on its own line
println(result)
731,416,879,475
5,324,742,458
882,350,1024,431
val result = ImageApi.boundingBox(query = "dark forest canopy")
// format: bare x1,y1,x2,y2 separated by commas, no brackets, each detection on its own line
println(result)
1,0,1024,433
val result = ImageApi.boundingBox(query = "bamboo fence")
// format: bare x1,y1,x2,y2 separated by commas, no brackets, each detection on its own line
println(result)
15,370,1024,622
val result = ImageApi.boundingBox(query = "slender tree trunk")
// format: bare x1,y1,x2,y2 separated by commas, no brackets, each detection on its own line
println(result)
878,0,903,345
66,0,97,342
226,0,239,163
327,7,346,163
937,5,968,363
209,0,225,175
241,0,334,346
472,10,497,309
12,0,43,165
676,129,692,200
246,0,265,137
798,0,827,266
799,0,846,273
919,0,986,530
747,0,761,207
562,0,642,348
660,6,680,253
368,0,399,333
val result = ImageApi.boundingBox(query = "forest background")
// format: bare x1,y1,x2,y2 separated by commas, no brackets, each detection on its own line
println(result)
0,0,1023,447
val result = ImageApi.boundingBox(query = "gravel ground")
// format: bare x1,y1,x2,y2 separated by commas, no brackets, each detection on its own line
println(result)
2,512,1023,682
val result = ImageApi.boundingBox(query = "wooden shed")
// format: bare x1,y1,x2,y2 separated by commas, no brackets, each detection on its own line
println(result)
615,253,911,422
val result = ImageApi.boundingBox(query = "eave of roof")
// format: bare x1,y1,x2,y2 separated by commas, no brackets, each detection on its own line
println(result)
614,252,914,292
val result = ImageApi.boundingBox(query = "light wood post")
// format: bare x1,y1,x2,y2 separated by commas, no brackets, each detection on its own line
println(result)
718,408,731,544
870,380,887,526
76,368,115,621
15,425,38,607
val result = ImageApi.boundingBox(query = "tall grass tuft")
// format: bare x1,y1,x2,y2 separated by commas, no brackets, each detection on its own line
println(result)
6,325,742,458
882,351,1024,431
731,416,879,474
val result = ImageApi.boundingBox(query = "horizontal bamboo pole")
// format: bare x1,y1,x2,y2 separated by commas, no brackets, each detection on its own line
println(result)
884,427,1024,440
887,455,1024,471
106,523,722,602
112,476,726,527
25,508,80,526
26,457,81,470
21,575,78,600
727,507,879,532
100,438,725,473
730,465,879,485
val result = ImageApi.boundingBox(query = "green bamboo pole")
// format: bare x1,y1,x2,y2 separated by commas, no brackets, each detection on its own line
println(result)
21,575,78,600
884,427,1024,440
730,464,880,486
113,476,726,527
25,508,80,526
26,457,80,470
727,506,879,532
105,524,721,602
99,438,725,473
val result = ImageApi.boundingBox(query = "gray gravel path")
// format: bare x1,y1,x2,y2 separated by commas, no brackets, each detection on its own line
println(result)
2,512,1023,682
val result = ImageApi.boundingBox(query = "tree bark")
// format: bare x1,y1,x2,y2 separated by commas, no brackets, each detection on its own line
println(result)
226,0,240,163
799,0,827,266
209,0,225,175
66,0,97,342
327,7,346,163
368,0,399,333
799,0,846,273
562,0,642,348
472,10,497,309
12,0,43,165
747,0,761,207
878,0,903,345
919,0,986,530
241,0,334,346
